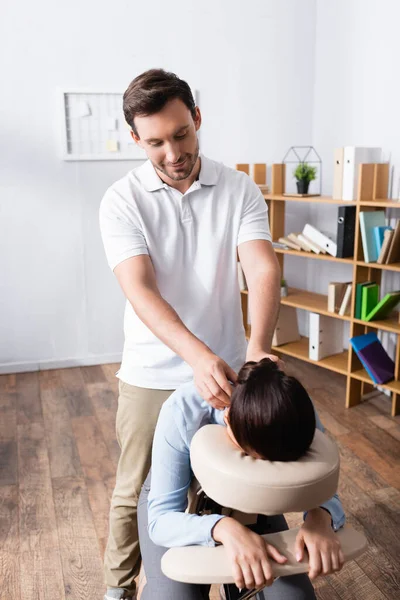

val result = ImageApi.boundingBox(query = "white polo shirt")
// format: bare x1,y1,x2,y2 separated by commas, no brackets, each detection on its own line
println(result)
99,154,271,389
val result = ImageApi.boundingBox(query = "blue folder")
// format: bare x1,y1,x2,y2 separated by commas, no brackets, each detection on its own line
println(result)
350,332,380,383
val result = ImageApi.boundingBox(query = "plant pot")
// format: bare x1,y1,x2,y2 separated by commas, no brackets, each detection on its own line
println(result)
296,180,310,195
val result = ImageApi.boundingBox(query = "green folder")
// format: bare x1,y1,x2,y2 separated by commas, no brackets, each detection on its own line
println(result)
365,290,400,321
361,283,379,320
355,281,374,319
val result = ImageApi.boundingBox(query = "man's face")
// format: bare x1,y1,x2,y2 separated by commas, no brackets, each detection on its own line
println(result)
131,98,201,182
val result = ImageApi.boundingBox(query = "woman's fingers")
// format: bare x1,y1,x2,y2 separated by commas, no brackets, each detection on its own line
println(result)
308,544,322,580
240,562,255,590
320,547,332,575
331,550,340,572
260,558,274,587
266,543,288,564
232,562,245,591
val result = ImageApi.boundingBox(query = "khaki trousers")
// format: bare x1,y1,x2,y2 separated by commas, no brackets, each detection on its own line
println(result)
104,380,174,594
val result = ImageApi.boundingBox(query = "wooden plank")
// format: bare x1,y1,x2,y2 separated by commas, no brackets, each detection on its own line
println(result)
326,555,387,600
0,485,19,552
336,439,388,494
59,367,93,418
0,373,16,395
338,431,400,489
40,371,82,479
71,416,115,482
87,383,119,466
17,421,59,552
0,553,20,600
52,477,104,599
16,371,42,425
0,441,18,486
19,548,65,600
85,479,113,553
80,365,107,385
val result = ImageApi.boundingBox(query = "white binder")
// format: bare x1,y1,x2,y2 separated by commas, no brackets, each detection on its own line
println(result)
342,147,381,201
309,313,344,361
303,224,337,257
332,148,344,200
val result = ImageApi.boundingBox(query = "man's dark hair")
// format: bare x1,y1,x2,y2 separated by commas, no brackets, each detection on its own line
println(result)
123,69,196,136
229,358,316,461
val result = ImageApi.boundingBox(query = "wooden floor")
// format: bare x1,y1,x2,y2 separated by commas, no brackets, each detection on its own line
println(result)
1,358,400,600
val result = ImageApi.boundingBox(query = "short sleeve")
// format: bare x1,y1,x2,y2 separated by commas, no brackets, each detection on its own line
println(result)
99,188,149,271
237,179,272,246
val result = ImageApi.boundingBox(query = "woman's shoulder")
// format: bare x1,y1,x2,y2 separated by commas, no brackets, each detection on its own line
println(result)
160,382,214,445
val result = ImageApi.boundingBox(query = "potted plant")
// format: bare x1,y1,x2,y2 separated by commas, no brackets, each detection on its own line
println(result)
293,162,317,194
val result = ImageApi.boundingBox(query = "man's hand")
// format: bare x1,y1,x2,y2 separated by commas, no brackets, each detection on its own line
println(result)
192,350,238,409
246,346,285,371
295,508,344,580
212,517,287,590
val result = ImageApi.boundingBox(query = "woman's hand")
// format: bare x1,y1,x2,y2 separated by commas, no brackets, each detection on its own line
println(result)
295,508,344,580
212,517,287,590
192,350,238,409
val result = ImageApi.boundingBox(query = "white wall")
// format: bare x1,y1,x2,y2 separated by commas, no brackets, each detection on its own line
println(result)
306,0,400,351
0,0,317,372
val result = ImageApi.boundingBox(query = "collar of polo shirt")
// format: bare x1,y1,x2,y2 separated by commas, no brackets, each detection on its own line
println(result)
137,154,219,192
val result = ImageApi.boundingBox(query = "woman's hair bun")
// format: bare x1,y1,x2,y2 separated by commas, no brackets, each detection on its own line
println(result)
237,357,279,385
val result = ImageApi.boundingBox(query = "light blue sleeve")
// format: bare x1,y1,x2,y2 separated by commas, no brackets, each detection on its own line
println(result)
147,401,224,548
306,409,346,531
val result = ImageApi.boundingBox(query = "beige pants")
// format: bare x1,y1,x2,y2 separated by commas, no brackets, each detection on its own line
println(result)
104,380,174,595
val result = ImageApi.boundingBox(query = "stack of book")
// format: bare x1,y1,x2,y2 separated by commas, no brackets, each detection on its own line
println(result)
276,208,357,259
354,282,400,321
327,282,353,316
350,332,395,384
359,213,400,264
278,224,337,256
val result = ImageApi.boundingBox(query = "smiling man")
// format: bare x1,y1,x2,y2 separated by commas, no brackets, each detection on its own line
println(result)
99,69,281,600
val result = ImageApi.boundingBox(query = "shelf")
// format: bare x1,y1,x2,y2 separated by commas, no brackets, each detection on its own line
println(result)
350,369,400,394
359,199,400,208
356,260,400,272
282,288,352,319
272,336,349,375
244,329,348,375
353,315,400,335
273,246,354,264
263,194,356,205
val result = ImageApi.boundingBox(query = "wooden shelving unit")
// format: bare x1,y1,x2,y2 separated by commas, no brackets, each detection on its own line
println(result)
241,162,400,416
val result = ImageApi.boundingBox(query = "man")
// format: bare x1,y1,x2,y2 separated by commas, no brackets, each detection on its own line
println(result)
99,68,281,600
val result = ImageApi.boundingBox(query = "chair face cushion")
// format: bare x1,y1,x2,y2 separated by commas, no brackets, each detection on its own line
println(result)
190,425,340,515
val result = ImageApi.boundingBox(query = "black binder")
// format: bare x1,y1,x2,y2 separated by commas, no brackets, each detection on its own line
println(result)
336,205,356,258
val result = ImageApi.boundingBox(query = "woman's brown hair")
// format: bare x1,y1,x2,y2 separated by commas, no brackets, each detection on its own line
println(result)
228,358,316,461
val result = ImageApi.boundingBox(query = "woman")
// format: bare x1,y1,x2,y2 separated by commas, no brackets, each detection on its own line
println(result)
137,359,346,599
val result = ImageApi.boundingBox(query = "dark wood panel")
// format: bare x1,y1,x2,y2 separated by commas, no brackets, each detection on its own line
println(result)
40,371,82,479
81,365,107,385
16,371,42,425
17,421,59,552
71,415,115,482
0,440,18,486
59,367,93,418
0,485,19,552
